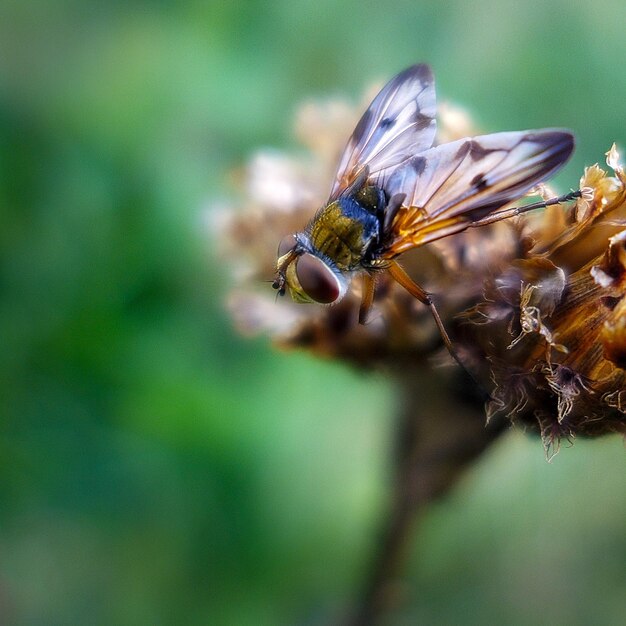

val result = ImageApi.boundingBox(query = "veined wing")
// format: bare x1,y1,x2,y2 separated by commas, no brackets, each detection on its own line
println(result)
329,64,436,200
382,130,574,256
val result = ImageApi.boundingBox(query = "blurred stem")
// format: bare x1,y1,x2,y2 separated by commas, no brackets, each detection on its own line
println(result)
348,367,505,626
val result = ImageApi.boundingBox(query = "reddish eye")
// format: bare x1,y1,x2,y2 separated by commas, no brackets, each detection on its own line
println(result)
278,234,297,257
295,253,341,304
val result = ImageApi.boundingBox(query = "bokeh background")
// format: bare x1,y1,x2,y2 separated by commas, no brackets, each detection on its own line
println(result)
1,1,625,624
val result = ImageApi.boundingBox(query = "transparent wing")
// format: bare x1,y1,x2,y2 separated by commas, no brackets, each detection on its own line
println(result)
329,64,436,200
382,130,574,256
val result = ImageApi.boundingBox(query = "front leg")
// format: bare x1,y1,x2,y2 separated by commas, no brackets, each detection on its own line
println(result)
358,272,376,325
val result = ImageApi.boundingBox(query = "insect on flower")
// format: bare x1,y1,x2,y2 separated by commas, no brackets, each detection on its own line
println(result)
273,64,579,358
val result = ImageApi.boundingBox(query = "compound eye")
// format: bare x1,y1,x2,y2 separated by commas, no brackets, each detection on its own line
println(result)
278,234,297,257
295,253,341,304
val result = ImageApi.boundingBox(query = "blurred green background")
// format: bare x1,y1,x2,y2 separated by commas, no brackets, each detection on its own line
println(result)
1,1,625,624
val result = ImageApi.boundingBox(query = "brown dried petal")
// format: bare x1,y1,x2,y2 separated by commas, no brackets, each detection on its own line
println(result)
601,296,626,369
590,229,626,292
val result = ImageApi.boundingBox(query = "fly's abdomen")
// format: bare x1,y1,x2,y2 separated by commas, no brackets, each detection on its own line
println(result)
308,201,378,270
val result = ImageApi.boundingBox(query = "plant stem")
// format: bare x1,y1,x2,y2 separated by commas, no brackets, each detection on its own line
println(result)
348,368,505,625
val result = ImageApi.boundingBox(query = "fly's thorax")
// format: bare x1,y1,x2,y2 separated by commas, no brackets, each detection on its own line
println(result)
353,185,385,214
307,198,380,270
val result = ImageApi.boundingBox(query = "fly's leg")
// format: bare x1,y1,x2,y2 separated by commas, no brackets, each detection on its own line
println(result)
467,189,582,229
387,260,466,371
358,273,376,325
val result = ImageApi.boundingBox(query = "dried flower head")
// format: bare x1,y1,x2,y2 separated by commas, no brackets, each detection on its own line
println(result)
215,79,626,459
461,144,626,456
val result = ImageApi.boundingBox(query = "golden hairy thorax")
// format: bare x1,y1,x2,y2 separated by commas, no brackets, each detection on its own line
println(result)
308,201,369,270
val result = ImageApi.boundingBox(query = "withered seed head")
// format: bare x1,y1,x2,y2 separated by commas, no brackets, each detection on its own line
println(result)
214,79,626,461
461,144,626,456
